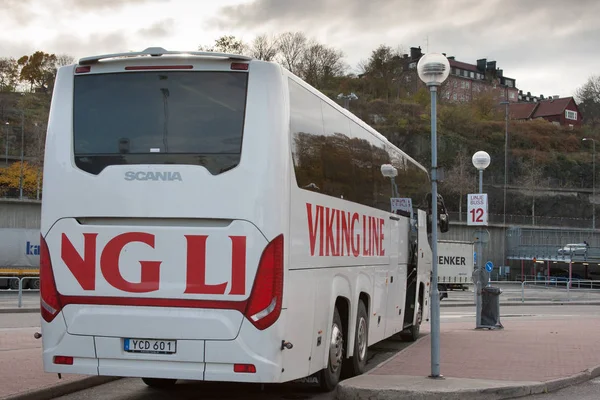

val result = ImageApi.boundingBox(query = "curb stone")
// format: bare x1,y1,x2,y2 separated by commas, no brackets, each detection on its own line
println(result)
0,308,40,314
1,377,120,400
336,363,600,399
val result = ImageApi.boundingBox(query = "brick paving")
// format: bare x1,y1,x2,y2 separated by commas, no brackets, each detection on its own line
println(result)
373,317,600,382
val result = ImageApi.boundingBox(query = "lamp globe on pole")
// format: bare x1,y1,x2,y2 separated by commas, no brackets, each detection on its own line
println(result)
472,150,491,171
417,53,450,87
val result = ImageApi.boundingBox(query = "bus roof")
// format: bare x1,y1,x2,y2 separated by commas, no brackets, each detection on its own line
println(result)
78,47,253,65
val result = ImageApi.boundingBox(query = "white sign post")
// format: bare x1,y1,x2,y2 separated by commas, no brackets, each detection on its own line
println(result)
391,197,413,216
467,193,488,226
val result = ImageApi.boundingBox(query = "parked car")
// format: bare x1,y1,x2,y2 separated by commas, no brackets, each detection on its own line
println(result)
557,243,588,256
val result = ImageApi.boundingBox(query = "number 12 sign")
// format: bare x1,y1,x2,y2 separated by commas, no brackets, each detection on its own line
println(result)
467,194,488,226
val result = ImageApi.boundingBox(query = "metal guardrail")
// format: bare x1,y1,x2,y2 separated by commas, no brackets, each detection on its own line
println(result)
0,276,40,308
439,279,600,304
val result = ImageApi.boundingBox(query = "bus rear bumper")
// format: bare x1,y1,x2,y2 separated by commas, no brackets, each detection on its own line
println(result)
42,315,283,383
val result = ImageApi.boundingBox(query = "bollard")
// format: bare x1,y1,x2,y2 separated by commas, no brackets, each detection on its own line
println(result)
18,278,23,308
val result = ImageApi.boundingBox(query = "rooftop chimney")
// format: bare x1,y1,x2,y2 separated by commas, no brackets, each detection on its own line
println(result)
477,59,487,72
553,95,559,99
410,46,423,60
447,56,455,61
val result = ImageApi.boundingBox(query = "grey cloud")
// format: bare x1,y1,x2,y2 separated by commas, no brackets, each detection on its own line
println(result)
137,19,175,38
42,32,132,61
211,0,600,95
62,0,168,11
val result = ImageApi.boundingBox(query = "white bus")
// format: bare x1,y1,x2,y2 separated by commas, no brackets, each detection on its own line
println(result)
39,47,449,391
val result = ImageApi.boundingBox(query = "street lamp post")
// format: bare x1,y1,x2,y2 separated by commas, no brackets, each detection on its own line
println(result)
500,101,509,266
472,150,491,328
4,122,8,165
417,52,450,379
19,111,24,200
583,138,596,230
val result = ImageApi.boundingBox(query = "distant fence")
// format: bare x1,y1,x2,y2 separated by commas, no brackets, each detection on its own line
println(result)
440,280,600,304
449,212,592,229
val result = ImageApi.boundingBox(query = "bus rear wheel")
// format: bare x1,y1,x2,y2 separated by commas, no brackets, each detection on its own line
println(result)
141,378,177,389
342,300,368,378
319,306,343,392
400,298,422,342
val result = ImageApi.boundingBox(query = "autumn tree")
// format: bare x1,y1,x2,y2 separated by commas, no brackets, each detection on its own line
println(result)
0,161,39,198
360,45,404,101
0,57,19,92
441,148,476,221
17,51,58,93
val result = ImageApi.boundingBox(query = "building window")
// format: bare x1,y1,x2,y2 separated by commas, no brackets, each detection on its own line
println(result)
460,94,465,101
509,92,516,99
569,124,574,130
453,93,457,100
507,80,514,88
466,81,470,89
470,71,475,78
461,81,466,89
565,110,577,120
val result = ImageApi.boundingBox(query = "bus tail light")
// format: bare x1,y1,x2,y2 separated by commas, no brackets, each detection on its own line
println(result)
40,235,63,323
234,363,256,373
53,356,73,365
244,235,283,330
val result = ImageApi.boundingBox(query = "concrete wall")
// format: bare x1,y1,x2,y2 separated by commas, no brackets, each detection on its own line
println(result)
439,222,507,268
0,199,41,229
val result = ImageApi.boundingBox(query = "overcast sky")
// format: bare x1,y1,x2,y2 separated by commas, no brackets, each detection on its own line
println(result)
2,0,598,97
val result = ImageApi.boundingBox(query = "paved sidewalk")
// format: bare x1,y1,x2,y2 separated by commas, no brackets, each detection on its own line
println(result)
0,292,40,313
0,326,113,400
338,316,600,399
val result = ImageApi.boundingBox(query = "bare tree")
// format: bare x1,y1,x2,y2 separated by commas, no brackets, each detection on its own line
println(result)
517,156,544,225
56,54,75,67
0,57,19,92
198,35,248,55
277,31,307,74
249,34,279,61
441,148,476,221
297,40,345,88
575,74,600,128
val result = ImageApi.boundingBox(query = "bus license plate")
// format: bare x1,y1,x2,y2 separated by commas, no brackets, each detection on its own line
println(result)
124,338,176,354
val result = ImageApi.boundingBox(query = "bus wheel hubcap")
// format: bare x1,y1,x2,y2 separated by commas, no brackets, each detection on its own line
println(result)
329,324,343,372
357,317,367,361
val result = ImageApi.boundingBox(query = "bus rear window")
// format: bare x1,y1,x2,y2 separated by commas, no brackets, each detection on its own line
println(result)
73,71,248,175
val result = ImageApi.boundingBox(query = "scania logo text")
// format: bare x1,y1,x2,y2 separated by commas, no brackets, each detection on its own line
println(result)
124,171,182,181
